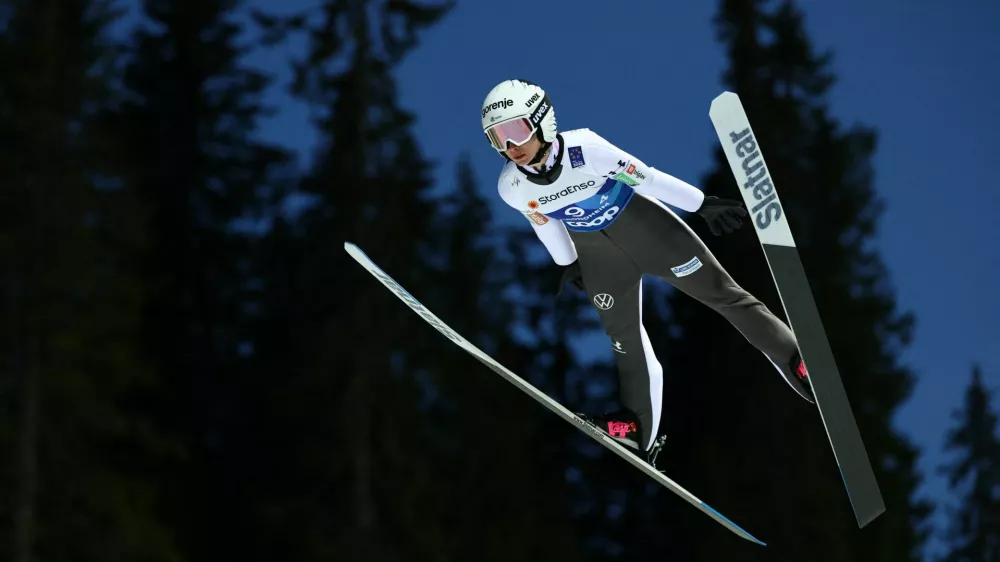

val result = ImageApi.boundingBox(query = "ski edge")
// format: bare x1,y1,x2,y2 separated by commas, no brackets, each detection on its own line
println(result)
762,245,886,526
343,241,766,546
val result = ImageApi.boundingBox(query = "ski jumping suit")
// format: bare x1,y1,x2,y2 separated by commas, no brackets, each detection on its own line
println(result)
496,128,810,451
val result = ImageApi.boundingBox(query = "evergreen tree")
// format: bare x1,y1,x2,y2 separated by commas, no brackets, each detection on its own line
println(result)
0,0,178,560
248,0,602,554
610,0,931,559
417,154,590,561
940,364,1000,562
246,1,461,559
109,0,291,557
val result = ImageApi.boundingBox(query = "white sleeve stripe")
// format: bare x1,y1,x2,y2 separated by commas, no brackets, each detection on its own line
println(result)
633,167,706,212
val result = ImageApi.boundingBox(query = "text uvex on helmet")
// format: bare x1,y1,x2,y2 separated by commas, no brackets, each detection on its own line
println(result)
481,79,556,158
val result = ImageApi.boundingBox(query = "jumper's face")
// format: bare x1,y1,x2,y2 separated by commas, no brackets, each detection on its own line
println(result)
505,133,542,166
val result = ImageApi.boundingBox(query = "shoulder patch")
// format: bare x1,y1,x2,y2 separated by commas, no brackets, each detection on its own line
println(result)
525,211,549,225
568,146,585,168
607,157,629,177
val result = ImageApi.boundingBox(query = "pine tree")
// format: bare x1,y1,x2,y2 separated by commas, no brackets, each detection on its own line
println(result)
0,1,178,560
247,1,605,553
610,0,931,559
108,0,292,557
245,1,460,559
940,364,1000,562
415,154,591,560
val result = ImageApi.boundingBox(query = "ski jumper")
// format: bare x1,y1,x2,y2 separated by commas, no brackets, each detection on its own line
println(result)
497,128,808,451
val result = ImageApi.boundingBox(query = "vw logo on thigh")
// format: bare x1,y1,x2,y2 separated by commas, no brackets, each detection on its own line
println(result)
593,293,614,310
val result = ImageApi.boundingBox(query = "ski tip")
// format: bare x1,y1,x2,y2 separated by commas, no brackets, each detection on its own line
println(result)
709,91,742,116
343,241,369,264
701,502,767,546
344,241,365,257
710,90,738,104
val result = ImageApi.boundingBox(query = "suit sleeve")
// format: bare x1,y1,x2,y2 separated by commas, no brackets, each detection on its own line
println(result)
498,177,578,266
583,134,706,212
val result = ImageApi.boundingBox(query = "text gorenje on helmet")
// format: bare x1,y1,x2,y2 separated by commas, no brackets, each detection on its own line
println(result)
482,98,514,118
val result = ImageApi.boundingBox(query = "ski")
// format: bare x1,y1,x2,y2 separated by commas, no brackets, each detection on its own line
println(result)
344,241,766,546
708,91,885,528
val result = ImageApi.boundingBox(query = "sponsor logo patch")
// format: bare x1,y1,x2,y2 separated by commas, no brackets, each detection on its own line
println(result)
671,256,703,277
608,159,628,176
538,180,597,204
612,172,638,187
593,293,615,310
568,146,585,168
525,211,549,225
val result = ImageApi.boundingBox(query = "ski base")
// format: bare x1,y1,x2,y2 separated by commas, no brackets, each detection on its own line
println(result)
345,241,766,546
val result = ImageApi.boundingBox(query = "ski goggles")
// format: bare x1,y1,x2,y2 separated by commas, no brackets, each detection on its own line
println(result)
485,118,536,151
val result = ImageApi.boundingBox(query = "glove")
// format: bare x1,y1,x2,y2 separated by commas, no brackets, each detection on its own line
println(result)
695,196,748,236
556,260,585,298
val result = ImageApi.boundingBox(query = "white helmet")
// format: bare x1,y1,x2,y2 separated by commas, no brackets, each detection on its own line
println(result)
481,79,556,160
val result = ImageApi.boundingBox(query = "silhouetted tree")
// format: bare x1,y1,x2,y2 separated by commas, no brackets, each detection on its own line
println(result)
414,153,592,560
0,1,178,560
247,1,463,560
940,364,1000,562
609,0,931,559
109,0,292,557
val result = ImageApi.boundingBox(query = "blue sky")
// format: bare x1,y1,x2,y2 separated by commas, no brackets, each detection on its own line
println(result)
119,0,999,556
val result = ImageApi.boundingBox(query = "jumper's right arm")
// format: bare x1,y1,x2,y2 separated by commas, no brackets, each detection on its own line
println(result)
528,216,578,266
498,181,578,266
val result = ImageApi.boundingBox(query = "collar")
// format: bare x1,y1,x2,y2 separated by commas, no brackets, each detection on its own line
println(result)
518,134,565,186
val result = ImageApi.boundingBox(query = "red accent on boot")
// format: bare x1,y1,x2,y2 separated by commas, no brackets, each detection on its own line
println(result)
606,420,636,438
796,360,808,379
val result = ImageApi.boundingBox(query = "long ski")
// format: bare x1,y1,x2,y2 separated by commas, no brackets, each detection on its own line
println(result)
344,241,766,546
708,91,885,527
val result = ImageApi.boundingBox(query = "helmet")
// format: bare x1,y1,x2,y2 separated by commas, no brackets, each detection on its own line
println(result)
481,79,556,160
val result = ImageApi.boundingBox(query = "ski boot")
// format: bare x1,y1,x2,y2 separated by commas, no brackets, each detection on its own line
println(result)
578,409,668,469
578,409,642,451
